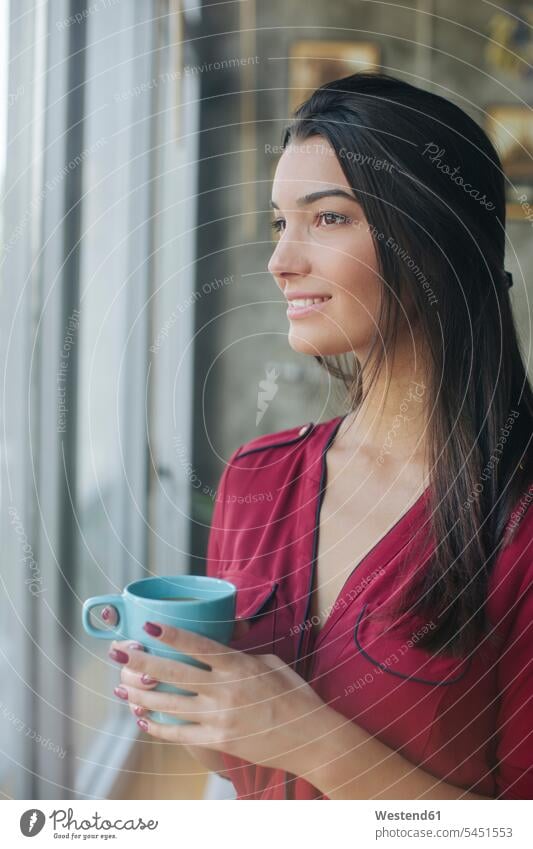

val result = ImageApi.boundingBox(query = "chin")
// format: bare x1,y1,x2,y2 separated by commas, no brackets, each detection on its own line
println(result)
287,328,367,358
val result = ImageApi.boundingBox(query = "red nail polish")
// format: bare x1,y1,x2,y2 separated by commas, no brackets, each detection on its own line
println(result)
109,648,129,664
102,607,111,621
137,718,149,732
141,673,158,685
133,705,145,716
143,621,162,637
113,686,128,701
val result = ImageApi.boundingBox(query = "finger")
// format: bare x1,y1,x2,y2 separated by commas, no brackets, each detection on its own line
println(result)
141,621,238,669
102,606,119,626
117,667,154,718
119,684,209,719
112,682,149,717
232,618,251,641
110,639,145,655
111,645,152,717
258,653,286,671
135,714,211,745
119,668,158,717
120,667,159,689
110,648,214,689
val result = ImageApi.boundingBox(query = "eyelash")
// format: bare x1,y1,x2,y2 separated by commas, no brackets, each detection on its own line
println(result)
270,211,353,233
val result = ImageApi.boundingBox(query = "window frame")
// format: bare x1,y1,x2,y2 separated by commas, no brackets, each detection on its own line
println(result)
1,0,199,800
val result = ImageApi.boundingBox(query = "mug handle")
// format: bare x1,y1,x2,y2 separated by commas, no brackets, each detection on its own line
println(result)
82,594,126,639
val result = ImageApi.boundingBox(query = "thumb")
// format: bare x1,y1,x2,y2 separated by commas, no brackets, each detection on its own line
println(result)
232,616,251,641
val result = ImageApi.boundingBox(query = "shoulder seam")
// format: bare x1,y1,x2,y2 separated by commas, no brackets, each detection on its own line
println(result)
235,423,315,460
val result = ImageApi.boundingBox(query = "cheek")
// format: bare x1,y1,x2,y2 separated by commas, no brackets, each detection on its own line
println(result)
327,285,382,355
329,237,382,319
286,233,383,357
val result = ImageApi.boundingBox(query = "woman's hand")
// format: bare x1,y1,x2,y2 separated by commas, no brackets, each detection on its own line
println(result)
103,609,330,774
101,604,250,724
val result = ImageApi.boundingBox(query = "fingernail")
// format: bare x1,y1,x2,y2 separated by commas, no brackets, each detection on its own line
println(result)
128,642,144,651
137,718,149,732
113,686,128,701
141,673,158,685
143,621,162,637
108,648,129,664
133,705,145,716
102,607,111,621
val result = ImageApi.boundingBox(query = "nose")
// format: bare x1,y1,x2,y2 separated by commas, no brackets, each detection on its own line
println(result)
267,239,311,291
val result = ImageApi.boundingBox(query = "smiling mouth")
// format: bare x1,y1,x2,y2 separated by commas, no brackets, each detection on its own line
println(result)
288,296,331,307
286,296,332,318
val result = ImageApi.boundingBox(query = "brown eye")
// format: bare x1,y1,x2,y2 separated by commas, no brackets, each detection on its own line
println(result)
318,212,352,226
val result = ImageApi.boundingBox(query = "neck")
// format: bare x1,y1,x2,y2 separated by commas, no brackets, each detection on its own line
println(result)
337,339,429,467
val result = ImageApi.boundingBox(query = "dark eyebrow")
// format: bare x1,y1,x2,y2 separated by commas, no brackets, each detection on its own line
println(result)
270,188,359,210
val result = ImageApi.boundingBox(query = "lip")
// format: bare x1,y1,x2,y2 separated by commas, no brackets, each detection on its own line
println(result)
286,295,332,319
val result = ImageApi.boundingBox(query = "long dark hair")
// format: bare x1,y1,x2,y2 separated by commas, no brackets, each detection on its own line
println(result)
280,73,533,657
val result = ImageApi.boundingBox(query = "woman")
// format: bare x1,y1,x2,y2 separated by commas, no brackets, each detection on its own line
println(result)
107,73,533,799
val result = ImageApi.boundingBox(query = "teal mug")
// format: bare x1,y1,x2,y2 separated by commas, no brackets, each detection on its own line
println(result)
82,575,236,725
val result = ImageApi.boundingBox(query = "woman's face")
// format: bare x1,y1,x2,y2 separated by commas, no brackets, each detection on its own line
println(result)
268,135,383,357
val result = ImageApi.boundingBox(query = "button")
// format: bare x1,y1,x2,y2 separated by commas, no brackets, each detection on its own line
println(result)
298,423,312,437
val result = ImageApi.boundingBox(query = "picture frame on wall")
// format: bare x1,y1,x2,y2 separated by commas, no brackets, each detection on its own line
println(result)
485,105,533,220
288,40,381,115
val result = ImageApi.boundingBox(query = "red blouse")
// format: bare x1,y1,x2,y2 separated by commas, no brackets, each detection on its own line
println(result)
206,415,533,800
